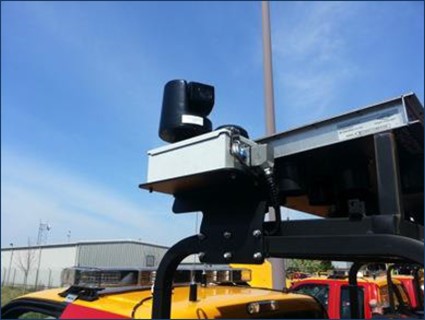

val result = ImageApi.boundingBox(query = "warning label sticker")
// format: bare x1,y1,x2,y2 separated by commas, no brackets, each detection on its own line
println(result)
337,108,404,141
182,114,204,126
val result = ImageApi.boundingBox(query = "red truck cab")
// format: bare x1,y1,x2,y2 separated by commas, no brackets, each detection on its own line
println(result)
393,275,424,310
290,276,411,319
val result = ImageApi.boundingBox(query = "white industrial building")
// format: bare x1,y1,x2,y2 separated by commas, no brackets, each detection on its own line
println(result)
1,239,168,289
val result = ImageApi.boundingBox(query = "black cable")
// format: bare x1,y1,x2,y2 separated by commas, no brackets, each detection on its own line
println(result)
263,166,281,235
131,296,153,319
229,132,281,234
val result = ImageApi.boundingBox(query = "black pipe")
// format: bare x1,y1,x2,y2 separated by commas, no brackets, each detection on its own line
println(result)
348,262,363,319
413,267,424,309
151,235,201,319
386,265,396,313
189,283,197,302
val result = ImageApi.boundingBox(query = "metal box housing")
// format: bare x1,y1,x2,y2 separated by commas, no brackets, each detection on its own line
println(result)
142,129,258,194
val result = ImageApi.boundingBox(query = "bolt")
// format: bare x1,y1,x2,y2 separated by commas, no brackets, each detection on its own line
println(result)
253,252,263,260
252,229,262,238
223,231,232,239
198,252,206,260
198,233,206,240
264,167,273,176
223,252,232,260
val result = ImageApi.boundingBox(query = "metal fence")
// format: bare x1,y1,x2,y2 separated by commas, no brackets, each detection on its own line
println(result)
1,267,63,290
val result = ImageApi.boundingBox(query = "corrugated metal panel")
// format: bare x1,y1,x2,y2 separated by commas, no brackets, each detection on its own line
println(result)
76,242,167,267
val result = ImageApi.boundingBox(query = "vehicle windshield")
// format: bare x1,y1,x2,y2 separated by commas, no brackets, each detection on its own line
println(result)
1,299,65,319
291,284,330,310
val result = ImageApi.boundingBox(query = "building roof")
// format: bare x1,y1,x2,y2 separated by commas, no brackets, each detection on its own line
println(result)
1,239,169,251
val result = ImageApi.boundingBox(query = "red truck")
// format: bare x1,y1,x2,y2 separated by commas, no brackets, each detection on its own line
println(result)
290,275,412,319
393,275,424,309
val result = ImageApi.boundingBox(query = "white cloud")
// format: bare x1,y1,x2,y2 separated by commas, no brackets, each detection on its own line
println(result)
276,2,348,61
272,1,363,122
1,148,318,249
1,149,195,247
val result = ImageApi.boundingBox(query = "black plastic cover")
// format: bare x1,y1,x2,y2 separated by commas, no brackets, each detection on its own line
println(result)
159,80,214,143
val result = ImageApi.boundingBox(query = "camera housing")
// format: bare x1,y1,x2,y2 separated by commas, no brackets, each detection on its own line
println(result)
159,80,214,143
142,128,271,195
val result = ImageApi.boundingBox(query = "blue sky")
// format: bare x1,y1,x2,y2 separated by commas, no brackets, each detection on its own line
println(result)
2,1,424,247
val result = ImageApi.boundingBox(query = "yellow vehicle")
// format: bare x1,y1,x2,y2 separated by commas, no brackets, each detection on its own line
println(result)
1,266,327,319
231,261,292,289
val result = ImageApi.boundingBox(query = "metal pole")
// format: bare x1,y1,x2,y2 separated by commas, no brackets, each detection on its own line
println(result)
7,243,14,285
12,269,16,288
35,246,42,289
1,268,6,287
152,235,201,319
37,221,43,246
48,268,52,289
261,0,286,290
35,222,51,289
261,0,276,135
35,222,43,289
348,262,363,319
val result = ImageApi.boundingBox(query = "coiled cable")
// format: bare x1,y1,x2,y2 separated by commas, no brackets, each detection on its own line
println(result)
263,166,281,235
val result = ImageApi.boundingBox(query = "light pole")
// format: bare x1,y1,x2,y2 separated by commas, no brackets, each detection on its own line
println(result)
261,0,287,290
37,222,51,246
261,0,276,135
35,222,51,289
6,243,14,286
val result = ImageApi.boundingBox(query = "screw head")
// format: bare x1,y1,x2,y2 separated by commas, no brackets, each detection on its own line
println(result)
223,231,232,239
198,233,206,240
252,229,262,238
223,252,232,260
253,252,263,260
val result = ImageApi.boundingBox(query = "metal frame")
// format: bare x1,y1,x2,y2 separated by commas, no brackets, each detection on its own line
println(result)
149,93,424,318
151,236,200,319
152,233,424,318
348,262,363,319
374,132,403,221
257,93,423,158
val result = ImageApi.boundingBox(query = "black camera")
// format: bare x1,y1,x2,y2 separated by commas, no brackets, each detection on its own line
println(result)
159,80,215,143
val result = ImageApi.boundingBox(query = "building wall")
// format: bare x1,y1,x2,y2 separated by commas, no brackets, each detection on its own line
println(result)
1,245,76,288
37,246,77,287
1,240,168,289
76,241,167,268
